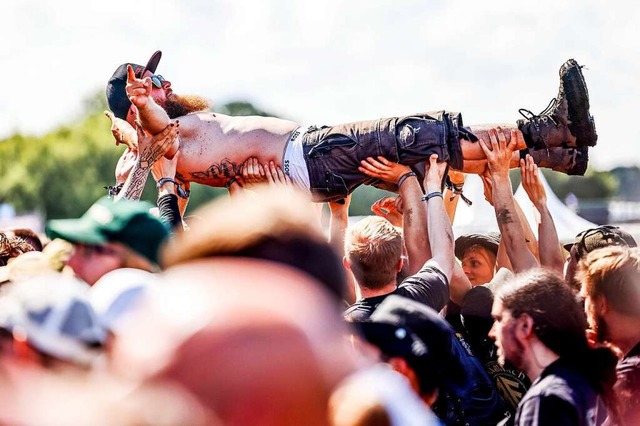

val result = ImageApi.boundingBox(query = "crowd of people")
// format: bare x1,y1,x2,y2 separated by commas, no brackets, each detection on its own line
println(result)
0,51,637,426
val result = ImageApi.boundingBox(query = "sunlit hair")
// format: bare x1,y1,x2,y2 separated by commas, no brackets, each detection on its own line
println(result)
345,217,402,290
578,246,640,316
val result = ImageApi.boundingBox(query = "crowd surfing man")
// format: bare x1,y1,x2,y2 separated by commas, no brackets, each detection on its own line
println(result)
106,51,596,205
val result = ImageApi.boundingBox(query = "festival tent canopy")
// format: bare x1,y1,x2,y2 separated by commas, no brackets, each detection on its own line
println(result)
452,173,596,244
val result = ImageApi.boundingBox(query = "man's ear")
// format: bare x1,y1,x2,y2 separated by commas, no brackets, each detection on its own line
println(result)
342,256,351,271
517,314,535,339
595,295,609,317
397,256,404,273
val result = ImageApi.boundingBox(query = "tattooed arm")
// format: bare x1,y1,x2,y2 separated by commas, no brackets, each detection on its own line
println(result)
116,122,179,202
480,128,538,273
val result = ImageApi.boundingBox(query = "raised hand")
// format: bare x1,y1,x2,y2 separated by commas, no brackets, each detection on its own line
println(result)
358,156,411,184
520,154,547,209
424,154,448,194
239,158,267,187
265,161,292,187
371,196,403,227
137,121,180,169
479,127,522,176
105,110,138,150
481,167,494,206
126,64,153,110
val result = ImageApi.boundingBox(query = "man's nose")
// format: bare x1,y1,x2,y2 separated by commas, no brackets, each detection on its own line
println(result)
162,80,172,89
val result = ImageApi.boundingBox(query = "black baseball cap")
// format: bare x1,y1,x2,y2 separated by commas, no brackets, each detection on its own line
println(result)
564,225,637,258
354,295,467,393
106,51,162,120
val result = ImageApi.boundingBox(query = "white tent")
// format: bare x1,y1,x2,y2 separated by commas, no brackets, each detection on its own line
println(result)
452,173,596,244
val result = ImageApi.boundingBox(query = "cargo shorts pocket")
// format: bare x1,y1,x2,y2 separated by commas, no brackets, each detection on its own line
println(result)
394,116,449,164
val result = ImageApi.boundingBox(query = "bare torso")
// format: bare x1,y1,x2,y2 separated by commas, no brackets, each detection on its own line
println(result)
174,112,299,187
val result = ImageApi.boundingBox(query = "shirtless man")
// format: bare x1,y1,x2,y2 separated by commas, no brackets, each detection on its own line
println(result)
106,51,596,203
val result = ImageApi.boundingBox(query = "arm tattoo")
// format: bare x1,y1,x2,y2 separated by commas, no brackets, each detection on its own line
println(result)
190,158,239,181
496,208,515,226
117,164,150,201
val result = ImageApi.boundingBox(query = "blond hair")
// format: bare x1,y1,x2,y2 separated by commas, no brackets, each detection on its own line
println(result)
578,246,640,316
345,217,402,290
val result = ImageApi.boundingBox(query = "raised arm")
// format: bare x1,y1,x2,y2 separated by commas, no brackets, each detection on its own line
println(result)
328,195,356,304
116,122,178,201
422,154,454,281
480,128,538,273
521,154,564,273
125,65,172,134
359,156,430,274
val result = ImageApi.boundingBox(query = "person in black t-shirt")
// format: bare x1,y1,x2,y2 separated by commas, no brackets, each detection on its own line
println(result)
343,154,454,322
490,269,619,426
578,246,640,426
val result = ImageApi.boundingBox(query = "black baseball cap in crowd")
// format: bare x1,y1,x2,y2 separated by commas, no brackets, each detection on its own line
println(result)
354,295,467,394
564,225,637,259
106,50,162,120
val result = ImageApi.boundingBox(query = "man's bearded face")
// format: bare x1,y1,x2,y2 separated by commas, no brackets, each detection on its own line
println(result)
162,94,212,119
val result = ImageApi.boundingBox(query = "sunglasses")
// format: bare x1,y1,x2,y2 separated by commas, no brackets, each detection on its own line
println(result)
149,74,166,89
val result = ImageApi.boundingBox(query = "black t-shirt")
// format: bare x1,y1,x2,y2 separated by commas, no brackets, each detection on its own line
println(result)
343,262,449,322
613,340,640,426
512,358,607,426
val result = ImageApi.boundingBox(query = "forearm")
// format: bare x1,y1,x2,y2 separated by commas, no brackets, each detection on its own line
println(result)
137,100,171,134
400,177,431,275
491,174,538,272
450,261,473,305
329,204,356,304
424,184,454,280
116,164,150,201
513,197,540,261
536,203,564,273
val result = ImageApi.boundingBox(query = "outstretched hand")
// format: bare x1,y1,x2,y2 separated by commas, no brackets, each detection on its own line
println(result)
105,110,138,150
520,154,547,209
126,64,153,110
358,156,411,184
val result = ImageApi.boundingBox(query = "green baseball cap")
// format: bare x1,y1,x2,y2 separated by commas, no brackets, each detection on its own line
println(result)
46,197,169,265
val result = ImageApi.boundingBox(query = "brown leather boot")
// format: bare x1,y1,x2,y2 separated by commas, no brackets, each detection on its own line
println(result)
517,59,597,149
521,146,589,176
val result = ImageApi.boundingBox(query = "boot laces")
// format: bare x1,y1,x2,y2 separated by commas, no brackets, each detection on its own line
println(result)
518,98,558,125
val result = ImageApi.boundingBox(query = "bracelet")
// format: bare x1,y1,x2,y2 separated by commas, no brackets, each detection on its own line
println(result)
225,177,237,189
421,191,443,202
156,177,190,199
397,171,416,188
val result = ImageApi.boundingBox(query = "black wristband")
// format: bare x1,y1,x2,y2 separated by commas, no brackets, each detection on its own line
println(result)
421,192,444,202
397,171,416,188
157,193,182,231
225,177,237,189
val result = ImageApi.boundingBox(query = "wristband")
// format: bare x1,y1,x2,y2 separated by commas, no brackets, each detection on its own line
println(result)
225,177,237,189
397,171,416,188
156,177,190,199
421,191,443,202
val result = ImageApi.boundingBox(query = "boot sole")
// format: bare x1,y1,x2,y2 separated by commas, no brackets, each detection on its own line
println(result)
560,59,598,148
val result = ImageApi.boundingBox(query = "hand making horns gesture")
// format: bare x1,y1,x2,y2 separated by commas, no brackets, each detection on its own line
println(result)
126,64,153,110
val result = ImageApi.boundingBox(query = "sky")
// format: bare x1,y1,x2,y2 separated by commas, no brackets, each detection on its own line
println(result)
2,0,639,170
